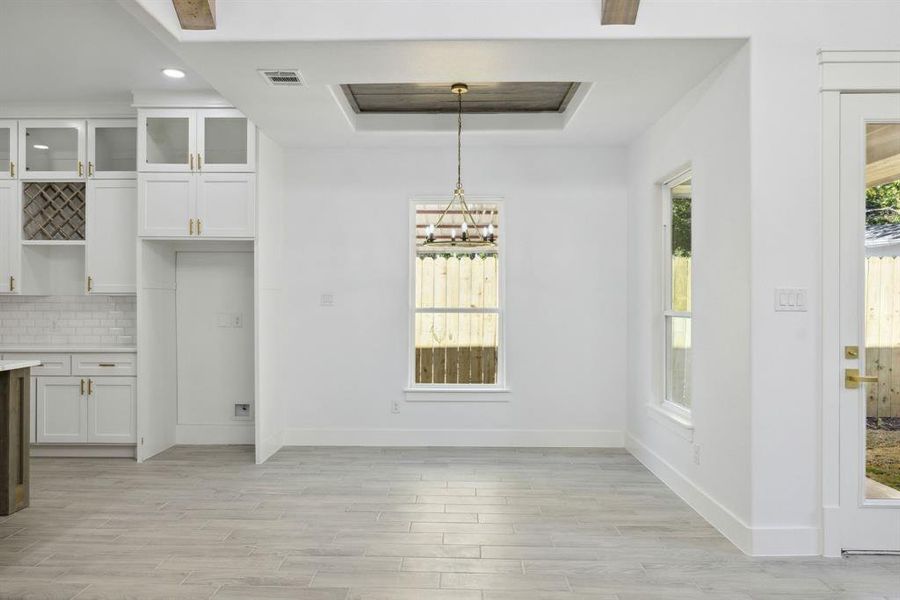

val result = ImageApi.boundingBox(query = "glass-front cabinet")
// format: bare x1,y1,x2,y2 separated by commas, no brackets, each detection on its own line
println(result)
18,120,86,179
197,109,254,172
0,120,17,180
138,109,253,173
88,120,137,179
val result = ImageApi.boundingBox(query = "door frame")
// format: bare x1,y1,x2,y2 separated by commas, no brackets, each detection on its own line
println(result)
821,50,900,557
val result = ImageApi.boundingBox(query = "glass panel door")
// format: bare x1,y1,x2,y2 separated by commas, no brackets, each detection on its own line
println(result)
19,120,85,179
0,120,16,179
89,120,137,178
838,93,900,553
139,110,195,173
197,110,254,172
863,122,900,501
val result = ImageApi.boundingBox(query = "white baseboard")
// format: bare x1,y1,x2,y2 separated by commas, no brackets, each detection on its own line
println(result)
283,428,625,447
176,424,254,444
255,430,284,464
626,433,820,556
626,433,753,554
31,444,136,458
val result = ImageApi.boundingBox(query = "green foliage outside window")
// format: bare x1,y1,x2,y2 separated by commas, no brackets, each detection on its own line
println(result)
866,181,900,225
672,197,692,257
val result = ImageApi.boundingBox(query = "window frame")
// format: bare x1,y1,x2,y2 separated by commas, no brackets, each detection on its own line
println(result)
661,170,693,418
407,197,507,393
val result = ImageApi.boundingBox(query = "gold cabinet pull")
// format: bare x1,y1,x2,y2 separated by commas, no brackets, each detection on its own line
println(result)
78,160,83,177
197,219,201,235
81,379,85,395
8,161,13,178
845,368,879,389
98,363,115,368
8,275,14,292
88,161,94,177
87,275,93,292
189,218,195,235
87,379,93,395
197,154,202,170
189,153,194,170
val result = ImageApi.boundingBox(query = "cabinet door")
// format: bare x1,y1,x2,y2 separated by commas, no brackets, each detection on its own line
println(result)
36,377,87,443
18,120,86,179
30,376,36,444
0,180,20,294
86,179,136,293
138,173,195,237
196,173,255,238
138,110,195,173
87,377,136,444
197,109,255,172
0,120,17,180
88,120,137,179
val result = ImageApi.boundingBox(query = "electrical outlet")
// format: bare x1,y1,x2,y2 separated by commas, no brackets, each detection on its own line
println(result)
391,399,400,414
320,293,334,307
693,444,701,465
233,403,251,420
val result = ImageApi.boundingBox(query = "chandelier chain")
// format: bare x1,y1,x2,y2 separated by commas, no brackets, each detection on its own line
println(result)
457,89,462,190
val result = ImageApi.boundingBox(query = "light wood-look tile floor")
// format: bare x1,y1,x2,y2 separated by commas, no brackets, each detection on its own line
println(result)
0,446,898,599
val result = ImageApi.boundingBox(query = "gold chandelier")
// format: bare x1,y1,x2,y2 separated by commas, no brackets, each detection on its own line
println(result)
419,83,496,250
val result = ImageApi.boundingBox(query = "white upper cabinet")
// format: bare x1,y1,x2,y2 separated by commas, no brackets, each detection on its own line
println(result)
19,120,86,179
0,180,20,293
0,120,18,179
138,109,195,172
138,172,195,237
197,109,255,172
86,179,137,294
139,109,253,173
196,173,256,237
87,120,137,179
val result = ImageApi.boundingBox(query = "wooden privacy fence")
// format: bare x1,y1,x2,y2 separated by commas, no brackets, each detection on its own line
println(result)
415,254,499,384
866,256,900,420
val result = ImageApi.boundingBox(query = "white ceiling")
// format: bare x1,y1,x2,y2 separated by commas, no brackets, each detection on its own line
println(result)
0,0,744,148
153,37,745,148
0,0,208,111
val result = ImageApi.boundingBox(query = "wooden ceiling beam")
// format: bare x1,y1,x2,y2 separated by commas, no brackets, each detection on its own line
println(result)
172,0,216,30
602,0,640,25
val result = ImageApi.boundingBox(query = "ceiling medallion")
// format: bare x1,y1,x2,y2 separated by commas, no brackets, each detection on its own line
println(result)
419,83,496,250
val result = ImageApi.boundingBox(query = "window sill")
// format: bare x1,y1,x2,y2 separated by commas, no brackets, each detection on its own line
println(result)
646,402,694,441
404,387,511,402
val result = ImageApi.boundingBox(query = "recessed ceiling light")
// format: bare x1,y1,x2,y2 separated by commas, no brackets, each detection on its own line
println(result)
162,68,186,79
33,144,49,150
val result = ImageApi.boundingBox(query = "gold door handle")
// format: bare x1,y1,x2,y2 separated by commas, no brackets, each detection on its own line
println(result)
78,160,83,177
87,379,93,395
8,161,13,178
8,275,14,292
197,219,201,235
189,218,195,235
87,275,93,292
88,161,94,177
845,368,879,389
189,153,194,170
81,379,85,395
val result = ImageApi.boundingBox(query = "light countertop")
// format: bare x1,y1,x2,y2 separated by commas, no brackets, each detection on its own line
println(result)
0,360,42,372
0,347,137,354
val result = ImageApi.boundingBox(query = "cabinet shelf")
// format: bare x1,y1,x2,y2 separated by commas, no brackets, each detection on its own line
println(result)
21,240,85,246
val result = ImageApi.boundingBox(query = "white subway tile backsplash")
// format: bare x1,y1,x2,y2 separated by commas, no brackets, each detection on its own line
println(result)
0,295,136,347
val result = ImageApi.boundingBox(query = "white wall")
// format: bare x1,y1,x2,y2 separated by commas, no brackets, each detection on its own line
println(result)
626,45,753,551
280,145,627,446
255,132,286,463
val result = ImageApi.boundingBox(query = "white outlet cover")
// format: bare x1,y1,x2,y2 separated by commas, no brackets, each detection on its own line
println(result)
320,293,335,307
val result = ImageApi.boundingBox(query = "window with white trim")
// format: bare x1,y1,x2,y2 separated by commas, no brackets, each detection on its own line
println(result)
410,200,503,388
663,173,692,410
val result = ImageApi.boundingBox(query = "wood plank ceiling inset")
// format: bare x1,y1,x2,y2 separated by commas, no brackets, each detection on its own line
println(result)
342,82,581,114
172,0,216,30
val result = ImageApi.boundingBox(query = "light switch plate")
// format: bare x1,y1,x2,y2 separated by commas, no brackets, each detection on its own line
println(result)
320,293,334,307
774,288,807,312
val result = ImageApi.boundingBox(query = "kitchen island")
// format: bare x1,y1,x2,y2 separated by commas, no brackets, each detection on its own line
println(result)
0,360,40,515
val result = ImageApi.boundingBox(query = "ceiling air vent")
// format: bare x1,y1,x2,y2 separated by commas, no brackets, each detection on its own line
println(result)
258,69,304,87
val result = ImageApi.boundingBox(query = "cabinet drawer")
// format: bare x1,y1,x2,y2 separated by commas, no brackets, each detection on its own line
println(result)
73,354,136,377
2,353,71,376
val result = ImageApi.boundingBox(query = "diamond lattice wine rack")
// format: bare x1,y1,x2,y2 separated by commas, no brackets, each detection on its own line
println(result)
22,182,86,241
